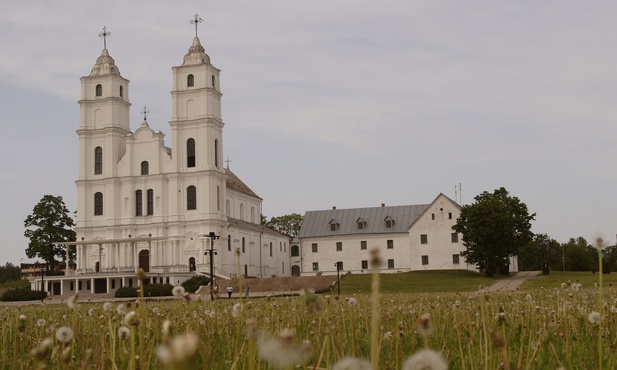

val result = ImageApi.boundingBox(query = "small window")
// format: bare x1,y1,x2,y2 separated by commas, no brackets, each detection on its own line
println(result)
335,261,343,271
70,281,74,291
187,74,194,87
387,240,394,249
94,192,103,215
280,242,282,252
336,242,343,251
360,240,367,250
421,234,428,244
312,243,318,253
212,75,216,89
448,212,453,220
135,190,143,216
270,242,273,257
452,254,460,265
187,185,197,210
78,281,82,290
214,139,219,168
291,245,299,257
422,255,429,265
87,280,91,290
227,235,231,251
451,233,459,243
361,260,368,270
242,238,246,253
357,218,366,230
111,280,115,289
385,217,394,228
94,147,103,175
119,85,123,98
147,189,154,215
95,84,102,97
312,262,319,271
388,259,394,269
217,186,221,211
431,213,435,220
187,138,196,168
329,220,339,231
141,161,149,175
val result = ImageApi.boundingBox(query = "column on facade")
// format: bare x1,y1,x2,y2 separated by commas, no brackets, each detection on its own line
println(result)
90,278,94,294
132,242,137,272
116,242,120,272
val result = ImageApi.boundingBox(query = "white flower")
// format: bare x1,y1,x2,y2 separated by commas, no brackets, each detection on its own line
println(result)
118,326,130,340
36,319,47,327
172,286,185,297
331,357,373,370
152,307,159,314
347,297,358,307
116,303,126,315
232,303,243,318
88,308,95,317
123,311,139,326
55,326,74,343
402,348,448,370
588,311,601,325
103,302,113,311
525,294,533,301
67,293,78,309
417,313,433,335
156,333,199,365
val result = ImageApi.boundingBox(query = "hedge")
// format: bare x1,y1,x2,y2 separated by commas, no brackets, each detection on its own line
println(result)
0,286,47,301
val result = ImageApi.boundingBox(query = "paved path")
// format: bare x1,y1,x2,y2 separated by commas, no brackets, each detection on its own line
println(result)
485,271,542,292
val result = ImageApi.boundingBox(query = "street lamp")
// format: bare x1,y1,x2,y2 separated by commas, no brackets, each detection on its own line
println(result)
204,232,219,301
334,261,341,296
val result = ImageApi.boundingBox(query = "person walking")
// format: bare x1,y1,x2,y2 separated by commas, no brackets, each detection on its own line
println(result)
244,285,250,298
226,285,233,299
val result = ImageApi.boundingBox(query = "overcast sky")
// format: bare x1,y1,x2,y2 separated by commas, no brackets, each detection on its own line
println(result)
1,1,616,265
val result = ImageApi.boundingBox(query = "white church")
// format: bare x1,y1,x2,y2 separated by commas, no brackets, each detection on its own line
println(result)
33,21,291,296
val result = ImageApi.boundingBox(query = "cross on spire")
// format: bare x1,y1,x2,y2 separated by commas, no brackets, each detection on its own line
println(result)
190,14,203,37
141,106,150,122
99,26,111,49
225,157,232,170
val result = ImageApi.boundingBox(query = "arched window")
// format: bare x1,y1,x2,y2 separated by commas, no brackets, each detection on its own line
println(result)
214,139,219,168
95,84,102,97
187,138,195,167
187,74,194,87
94,192,103,215
94,147,103,175
119,85,123,97
187,185,197,210
212,75,216,89
141,161,149,175
147,189,154,215
291,245,300,257
189,257,196,272
135,190,143,216
217,186,221,211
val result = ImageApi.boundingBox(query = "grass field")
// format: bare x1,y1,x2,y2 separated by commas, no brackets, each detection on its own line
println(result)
521,270,617,290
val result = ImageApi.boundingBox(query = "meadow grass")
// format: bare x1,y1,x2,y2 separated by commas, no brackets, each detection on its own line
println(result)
1,268,614,369
521,270,617,290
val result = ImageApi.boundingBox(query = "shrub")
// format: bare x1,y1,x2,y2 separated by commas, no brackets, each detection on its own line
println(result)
0,286,47,301
114,287,138,298
182,275,211,293
144,284,173,297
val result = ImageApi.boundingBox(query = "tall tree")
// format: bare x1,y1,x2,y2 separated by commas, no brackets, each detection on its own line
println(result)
453,187,535,277
263,213,303,238
517,234,559,274
24,195,76,271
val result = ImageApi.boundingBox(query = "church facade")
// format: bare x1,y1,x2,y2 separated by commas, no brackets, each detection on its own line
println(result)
32,24,291,296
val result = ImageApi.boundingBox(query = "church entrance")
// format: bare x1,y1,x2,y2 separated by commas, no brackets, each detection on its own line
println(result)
139,250,150,272
291,265,300,276
189,257,196,272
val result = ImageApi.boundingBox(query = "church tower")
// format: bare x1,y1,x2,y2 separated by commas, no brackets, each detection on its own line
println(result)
76,27,131,227
169,15,226,226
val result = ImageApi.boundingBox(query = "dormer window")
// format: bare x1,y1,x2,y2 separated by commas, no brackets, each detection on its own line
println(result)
95,84,102,97
356,218,367,230
329,219,339,231
384,216,395,228
187,74,194,87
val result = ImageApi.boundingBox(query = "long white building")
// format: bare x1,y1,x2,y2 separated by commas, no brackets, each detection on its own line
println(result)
295,194,474,276
33,22,291,296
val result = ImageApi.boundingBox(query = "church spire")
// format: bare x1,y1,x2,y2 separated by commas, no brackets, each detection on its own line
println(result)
90,26,121,76
182,14,210,66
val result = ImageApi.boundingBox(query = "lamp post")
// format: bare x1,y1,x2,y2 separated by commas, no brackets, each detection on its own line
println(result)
40,263,45,302
334,261,341,296
204,232,219,301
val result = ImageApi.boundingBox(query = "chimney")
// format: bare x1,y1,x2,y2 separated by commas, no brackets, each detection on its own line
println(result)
381,203,385,207
332,206,336,210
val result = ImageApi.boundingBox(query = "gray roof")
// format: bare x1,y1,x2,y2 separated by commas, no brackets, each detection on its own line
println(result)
299,204,431,238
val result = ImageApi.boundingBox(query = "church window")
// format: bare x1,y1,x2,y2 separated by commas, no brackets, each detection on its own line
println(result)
135,190,143,216
217,186,221,211
242,238,246,253
94,192,103,215
119,85,123,97
227,235,231,251
187,186,197,210
214,139,219,168
141,161,149,175
291,245,299,257
270,242,273,257
187,74,194,87
212,75,215,89
95,84,102,97
94,147,103,175
147,189,154,215
187,139,196,167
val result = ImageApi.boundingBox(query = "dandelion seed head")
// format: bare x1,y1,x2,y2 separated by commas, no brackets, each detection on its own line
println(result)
257,333,302,368
123,311,139,326
31,338,53,360
118,326,130,340
417,313,433,335
588,311,601,325
67,293,78,309
103,302,113,311
172,286,185,298
347,297,358,307
156,333,199,365
36,318,46,327
116,304,126,315
331,357,373,370
55,326,74,343
402,348,448,370
232,303,243,318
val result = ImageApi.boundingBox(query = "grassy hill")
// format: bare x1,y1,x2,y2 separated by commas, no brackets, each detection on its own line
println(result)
333,269,497,295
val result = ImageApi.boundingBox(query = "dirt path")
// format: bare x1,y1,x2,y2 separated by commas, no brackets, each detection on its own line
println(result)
485,271,542,292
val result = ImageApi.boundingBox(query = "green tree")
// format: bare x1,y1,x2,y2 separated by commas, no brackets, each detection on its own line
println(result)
0,262,21,283
263,213,303,237
453,187,535,277
518,234,558,274
24,195,76,271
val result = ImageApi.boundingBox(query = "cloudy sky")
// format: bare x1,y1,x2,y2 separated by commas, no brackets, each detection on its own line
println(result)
1,1,615,265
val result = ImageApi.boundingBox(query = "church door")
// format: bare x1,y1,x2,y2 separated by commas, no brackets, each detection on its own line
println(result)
139,250,150,272
291,265,300,276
